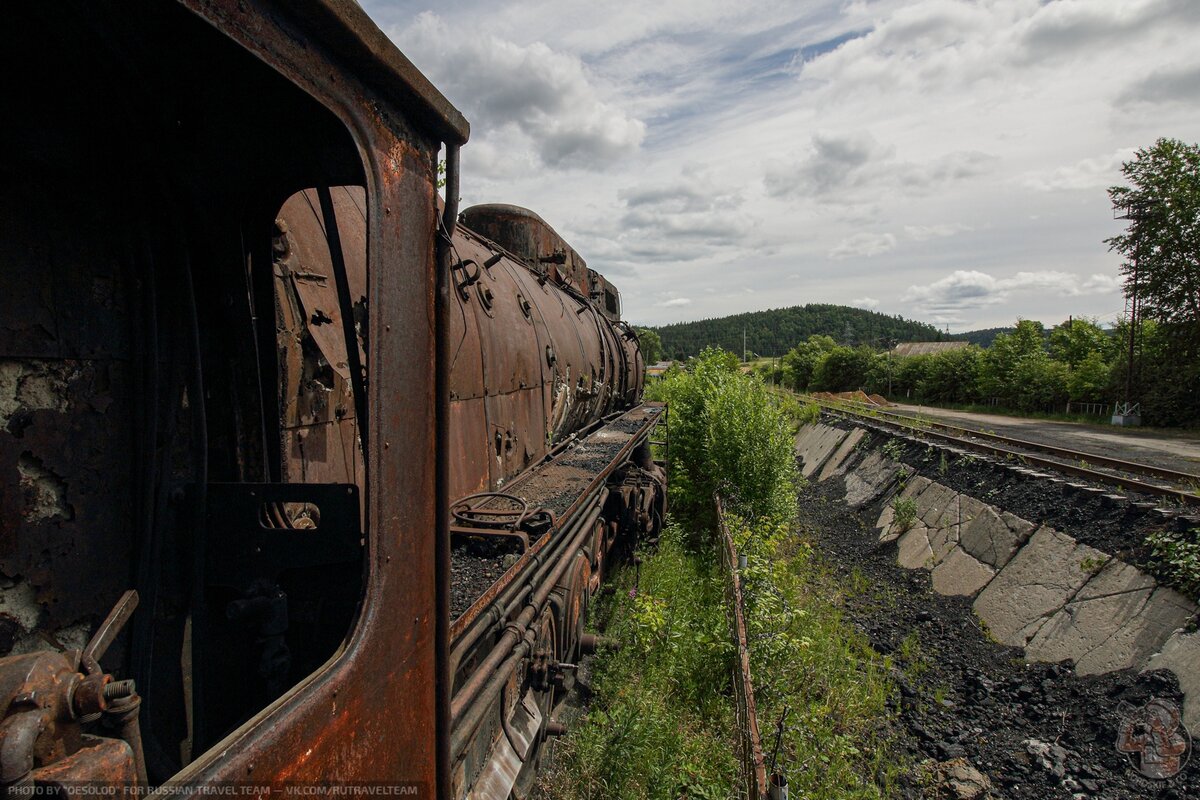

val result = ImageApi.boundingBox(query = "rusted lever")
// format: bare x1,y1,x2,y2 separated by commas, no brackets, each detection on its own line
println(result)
453,259,481,299
82,590,139,675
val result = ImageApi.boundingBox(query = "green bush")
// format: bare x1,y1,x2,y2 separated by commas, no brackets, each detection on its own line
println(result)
811,345,874,393
647,347,798,525
1146,527,1200,599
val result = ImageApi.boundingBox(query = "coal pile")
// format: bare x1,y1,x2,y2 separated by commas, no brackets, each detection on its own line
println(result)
801,474,1198,799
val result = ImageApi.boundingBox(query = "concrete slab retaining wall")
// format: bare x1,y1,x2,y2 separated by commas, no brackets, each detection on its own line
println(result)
795,422,1200,730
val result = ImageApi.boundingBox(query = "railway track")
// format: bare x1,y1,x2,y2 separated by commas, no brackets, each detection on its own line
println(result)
802,395,1200,508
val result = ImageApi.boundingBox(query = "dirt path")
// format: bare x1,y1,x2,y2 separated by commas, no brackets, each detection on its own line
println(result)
889,404,1200,477
800,474,1198,799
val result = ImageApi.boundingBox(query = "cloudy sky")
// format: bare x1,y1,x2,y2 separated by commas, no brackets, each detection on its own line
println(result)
362,0,1200,332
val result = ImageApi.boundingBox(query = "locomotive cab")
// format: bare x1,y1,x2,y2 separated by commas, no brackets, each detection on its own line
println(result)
1,0,465,792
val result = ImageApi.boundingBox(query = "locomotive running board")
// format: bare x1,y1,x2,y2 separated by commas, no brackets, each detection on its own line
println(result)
449,402,663,644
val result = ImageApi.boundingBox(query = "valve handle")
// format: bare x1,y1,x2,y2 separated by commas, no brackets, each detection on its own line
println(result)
82,590,139,673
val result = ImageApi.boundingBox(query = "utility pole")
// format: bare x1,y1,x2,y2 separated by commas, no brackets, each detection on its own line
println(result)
743,327,747,364
1111,200,1160,426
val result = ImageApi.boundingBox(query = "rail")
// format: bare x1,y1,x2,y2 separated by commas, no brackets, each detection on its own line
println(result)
716,496,770,800
801,395,1200,507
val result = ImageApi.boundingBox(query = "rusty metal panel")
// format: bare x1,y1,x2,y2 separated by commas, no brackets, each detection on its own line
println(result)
449,399,490,499
274,188,367,490
276,187,368,384
482,389,545,484
447,272,487,404
457,235,543,398
0,188,135,636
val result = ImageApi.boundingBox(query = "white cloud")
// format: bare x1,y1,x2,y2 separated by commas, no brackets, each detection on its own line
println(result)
904,223,970,241
765,131,892,197
657,297,693,308
613,171,755,262
902,270,1124,319
829,232,897,260
1018,0,1200,61
766,133,995,202
852,297,880,309
1117,62,1200,107
393,12,645,169
1022,148,1137,192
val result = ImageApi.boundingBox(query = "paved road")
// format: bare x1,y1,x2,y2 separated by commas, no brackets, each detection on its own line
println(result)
889,403,1200,477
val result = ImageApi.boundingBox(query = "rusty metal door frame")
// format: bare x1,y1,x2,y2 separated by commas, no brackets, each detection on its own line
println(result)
163,0,467,794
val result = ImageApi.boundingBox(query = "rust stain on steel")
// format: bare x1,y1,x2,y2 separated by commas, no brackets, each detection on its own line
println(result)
0,649,140,786
287,189,647,519
717,496,769,799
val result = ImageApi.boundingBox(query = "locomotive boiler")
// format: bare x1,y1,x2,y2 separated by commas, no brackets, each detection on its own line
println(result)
0,2,663,799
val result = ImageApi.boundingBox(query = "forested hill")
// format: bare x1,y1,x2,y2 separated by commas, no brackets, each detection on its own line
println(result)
648,304,944,360
952,327,1014,348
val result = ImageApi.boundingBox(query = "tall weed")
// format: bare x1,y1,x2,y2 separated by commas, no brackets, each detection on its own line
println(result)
647,347,799,526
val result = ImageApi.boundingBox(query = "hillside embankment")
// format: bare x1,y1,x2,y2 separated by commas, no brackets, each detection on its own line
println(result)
797,419,1199,799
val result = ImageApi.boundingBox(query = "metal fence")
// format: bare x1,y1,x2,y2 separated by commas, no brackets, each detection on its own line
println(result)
1065,400,1110,417
716,496,769,800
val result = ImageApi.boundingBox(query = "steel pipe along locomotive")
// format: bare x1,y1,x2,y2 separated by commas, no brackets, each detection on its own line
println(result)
0,3,664,798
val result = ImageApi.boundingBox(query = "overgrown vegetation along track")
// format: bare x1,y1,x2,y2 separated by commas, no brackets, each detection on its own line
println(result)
541,351,901,799
806,396,1200,507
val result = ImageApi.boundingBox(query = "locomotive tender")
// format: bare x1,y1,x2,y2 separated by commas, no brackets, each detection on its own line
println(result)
0,3,664,799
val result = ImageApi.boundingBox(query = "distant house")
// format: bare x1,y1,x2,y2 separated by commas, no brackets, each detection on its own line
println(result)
890,341,970,357
646,360,674,378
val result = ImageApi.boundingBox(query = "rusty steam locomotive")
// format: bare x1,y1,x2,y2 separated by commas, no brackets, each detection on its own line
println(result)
0,3,664,799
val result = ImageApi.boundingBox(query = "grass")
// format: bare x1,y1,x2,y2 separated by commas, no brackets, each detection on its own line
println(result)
538,524,738,800
891,497,918,532
731,516,902,798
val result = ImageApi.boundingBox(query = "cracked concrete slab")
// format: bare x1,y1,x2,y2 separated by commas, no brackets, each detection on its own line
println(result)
897,524,934,570
915,481,958,529
876,505,905,543
927,511,960,565
898,475,932,502
818,428,866,482
958,494,989,529
792,423,823,455
973,527,1108,647
932,546,996,596
1024,559,1159,673
876,504,894,532
795,424,849,478
958,505,1036,569
844,451,901,508
1144,631,1200,732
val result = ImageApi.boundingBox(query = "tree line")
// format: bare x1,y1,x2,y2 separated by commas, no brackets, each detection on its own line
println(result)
754,315,1198,426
